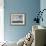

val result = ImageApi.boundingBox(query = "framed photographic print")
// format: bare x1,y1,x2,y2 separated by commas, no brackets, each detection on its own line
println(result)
11,14,25,25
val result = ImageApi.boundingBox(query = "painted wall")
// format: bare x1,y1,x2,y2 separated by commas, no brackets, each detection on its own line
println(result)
40,0,46,27
0,0,4,42
4,0,40,42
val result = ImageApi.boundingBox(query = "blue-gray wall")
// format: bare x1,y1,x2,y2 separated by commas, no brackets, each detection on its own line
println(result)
4,0,40,42
40,0,46,27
